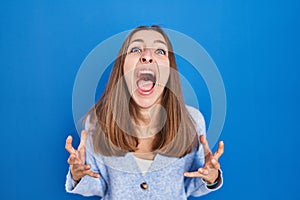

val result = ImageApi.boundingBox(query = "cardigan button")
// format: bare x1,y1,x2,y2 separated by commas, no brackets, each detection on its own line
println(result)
140,182,148,190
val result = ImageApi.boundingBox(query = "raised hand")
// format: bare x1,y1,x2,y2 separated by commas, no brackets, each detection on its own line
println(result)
65,130,100,182
184,135,224,184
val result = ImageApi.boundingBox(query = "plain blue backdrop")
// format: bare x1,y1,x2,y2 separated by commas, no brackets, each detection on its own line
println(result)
1,0,299,199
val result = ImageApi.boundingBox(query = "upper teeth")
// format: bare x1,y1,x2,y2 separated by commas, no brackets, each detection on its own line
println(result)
139,70,154,76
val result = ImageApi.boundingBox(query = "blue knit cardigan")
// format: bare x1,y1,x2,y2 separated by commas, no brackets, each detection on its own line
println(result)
65,105,223,199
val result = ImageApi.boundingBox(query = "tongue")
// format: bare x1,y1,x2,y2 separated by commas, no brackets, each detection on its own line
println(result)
137,79,154,91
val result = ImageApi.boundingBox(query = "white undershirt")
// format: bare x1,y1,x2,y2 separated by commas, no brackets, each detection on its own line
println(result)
133,156,153,176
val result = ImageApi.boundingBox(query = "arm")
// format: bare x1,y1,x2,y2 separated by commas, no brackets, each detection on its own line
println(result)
184,106,224,197
184,137,224,197
65,130,107,197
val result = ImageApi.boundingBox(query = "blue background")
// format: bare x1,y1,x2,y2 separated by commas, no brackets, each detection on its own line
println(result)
1,0,299,199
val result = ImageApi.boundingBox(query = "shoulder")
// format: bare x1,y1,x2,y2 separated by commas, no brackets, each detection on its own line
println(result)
84,114,96,131
185,105,206,135
185,105,204,122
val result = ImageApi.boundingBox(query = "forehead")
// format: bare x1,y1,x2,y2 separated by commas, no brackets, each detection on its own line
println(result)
129,30,167,44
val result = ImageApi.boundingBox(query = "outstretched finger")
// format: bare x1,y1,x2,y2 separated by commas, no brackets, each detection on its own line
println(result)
183,171,206,179
200,135,212,156
213,141,224,161
183,171,200,178
65,135,76,154
84,170,100,179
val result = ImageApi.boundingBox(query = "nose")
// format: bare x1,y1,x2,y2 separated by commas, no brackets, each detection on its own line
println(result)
140,49,153,64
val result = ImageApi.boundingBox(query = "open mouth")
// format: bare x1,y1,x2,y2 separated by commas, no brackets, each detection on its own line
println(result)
136,69,157,95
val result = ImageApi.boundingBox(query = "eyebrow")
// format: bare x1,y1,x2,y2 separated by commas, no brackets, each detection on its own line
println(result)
130,39,144,44
130,39,167,47
154,39,167,46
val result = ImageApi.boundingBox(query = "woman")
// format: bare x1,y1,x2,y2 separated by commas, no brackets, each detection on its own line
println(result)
65,25,224,199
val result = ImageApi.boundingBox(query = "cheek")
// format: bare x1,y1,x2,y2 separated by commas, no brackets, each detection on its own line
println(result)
123,57,132,74
123,56,137,91
123,55,139,73
162,68,170,84
158,64,170,86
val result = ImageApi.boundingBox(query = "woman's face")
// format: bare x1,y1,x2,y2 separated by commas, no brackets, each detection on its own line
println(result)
123,30,170,109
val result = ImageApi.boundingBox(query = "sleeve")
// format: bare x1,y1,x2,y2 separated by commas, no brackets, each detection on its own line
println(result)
184,105,223,197
65,116,108,197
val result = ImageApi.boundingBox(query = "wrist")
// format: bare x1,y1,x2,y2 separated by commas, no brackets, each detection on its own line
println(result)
70,171,82,182
72,176,81,182
205,170,221,189
71,178,80,188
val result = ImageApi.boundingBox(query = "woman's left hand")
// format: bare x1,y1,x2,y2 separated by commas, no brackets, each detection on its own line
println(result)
184,135,224,184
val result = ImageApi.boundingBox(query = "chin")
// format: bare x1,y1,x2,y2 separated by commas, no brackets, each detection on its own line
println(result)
132,96,159,109
132,89,163,109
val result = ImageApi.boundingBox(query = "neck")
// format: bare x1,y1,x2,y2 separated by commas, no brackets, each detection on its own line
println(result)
134,134,156,160
134,103,165,138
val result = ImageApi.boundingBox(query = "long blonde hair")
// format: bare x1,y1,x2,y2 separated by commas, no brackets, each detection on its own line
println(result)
85,25,198,157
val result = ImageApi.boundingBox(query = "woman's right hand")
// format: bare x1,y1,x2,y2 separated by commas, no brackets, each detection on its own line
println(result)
65,130,100,182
